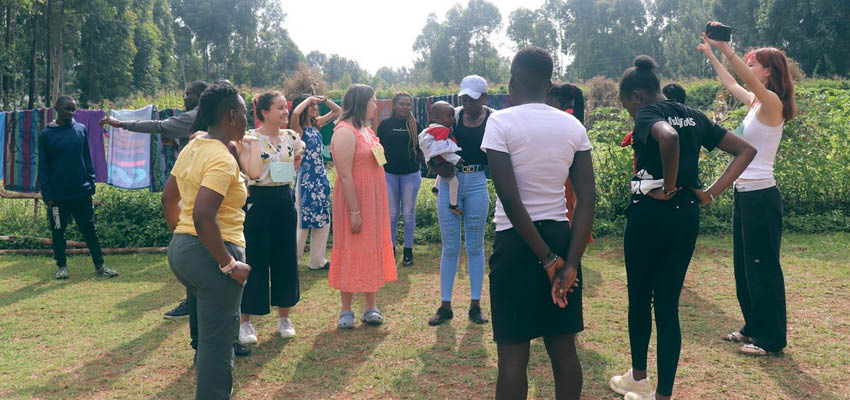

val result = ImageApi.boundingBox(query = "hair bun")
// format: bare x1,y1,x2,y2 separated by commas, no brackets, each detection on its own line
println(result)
633,55,658,71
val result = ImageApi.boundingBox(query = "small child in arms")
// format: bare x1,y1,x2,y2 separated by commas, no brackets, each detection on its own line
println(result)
419,101,463,216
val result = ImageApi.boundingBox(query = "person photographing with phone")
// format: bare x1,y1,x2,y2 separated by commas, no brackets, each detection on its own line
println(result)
699,21,796,357
608,55,755,400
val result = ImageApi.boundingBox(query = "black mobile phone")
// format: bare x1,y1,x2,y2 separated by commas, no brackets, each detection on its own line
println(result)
706,23,732,42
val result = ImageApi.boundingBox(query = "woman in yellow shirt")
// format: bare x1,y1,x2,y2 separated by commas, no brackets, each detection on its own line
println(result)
162,82,252,400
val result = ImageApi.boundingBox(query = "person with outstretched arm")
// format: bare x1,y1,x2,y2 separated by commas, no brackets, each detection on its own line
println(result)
101,81,208,320
100,80,208,151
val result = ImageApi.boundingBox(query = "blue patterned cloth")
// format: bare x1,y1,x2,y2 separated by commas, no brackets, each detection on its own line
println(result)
297,126,331,228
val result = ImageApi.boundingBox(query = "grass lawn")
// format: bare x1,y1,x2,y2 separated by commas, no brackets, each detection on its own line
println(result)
0,233,848,399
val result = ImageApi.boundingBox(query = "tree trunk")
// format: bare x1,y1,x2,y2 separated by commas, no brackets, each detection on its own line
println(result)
44,0,52,107
2,1,13,110
27,9,39,110
52,0,64,98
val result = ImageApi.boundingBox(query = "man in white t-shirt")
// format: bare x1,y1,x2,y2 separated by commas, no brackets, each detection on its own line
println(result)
481,47,596,400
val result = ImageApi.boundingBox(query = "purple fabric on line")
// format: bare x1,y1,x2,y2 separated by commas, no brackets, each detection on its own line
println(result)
74,110,108,182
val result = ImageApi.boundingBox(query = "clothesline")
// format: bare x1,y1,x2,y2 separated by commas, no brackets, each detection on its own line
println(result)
1,94,514,194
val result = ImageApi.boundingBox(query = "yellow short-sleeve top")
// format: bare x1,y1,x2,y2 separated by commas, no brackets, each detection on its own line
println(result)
171,136,247,247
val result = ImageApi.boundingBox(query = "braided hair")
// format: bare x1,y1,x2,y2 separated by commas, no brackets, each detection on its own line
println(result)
391,91,420,160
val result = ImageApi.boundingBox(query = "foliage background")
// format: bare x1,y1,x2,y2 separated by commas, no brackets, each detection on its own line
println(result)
2,79,848,249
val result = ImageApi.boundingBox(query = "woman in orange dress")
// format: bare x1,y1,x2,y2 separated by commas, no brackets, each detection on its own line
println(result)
329,84,397,329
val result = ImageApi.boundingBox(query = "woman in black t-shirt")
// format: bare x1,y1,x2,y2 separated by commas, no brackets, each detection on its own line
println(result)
607,56,755,400
376,91,423,266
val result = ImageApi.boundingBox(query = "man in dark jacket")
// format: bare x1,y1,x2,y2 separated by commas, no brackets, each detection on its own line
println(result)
38,96,118,280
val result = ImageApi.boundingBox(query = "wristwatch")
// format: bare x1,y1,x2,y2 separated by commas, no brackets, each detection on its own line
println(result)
220,258,237,275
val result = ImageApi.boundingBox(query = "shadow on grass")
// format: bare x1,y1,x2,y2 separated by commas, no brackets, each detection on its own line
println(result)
680,287,840,399
274,327,389,398
26,321,180,399
0,256,174,309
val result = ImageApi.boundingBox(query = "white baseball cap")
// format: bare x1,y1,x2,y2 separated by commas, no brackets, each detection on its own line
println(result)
458,75,488,100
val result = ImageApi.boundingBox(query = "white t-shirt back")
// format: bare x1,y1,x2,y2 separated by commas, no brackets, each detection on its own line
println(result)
480,103,592,231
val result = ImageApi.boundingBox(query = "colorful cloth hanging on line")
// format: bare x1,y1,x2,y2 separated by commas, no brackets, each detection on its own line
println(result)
73,109,109,183
3,108,53,192
149,108,182,192
107,105,154,190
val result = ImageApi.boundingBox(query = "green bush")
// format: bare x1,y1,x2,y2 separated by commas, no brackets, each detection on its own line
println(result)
683,80,722,110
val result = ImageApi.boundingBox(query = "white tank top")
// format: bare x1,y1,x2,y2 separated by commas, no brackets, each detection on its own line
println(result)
737,104,783,180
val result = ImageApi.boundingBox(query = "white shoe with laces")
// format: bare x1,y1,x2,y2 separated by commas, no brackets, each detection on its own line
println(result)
239,321,258,344
610,368,654,396
278,317,296,339
625,391,656,400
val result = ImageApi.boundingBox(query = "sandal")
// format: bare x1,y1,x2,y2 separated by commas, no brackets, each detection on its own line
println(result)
739,343,769,356
361,309,384,326
338,311,355,330
723,331,753,343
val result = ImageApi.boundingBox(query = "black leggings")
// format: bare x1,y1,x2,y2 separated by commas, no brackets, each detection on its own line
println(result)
624,192,699,397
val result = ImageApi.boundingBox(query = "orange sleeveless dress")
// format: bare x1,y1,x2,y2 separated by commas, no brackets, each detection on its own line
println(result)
328,121,397,292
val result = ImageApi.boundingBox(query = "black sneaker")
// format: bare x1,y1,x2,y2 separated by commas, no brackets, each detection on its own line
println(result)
403,248,414,266
95,265,119,278
428,307,453,326
234,342,251,357
468,305,489,324
164,299,190,319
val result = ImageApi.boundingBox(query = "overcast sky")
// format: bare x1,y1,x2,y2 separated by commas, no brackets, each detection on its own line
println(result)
282,0,545,74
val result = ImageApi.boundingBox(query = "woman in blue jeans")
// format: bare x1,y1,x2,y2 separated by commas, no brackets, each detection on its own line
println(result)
377,91,423,266
428,75,493,326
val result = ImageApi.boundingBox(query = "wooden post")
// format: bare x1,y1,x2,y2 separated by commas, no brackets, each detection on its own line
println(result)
33,198,39,226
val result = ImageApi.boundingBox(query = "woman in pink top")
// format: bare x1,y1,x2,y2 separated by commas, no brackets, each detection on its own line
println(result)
329,84,397,329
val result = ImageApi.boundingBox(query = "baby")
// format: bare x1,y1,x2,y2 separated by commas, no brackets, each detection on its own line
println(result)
419,101,462,216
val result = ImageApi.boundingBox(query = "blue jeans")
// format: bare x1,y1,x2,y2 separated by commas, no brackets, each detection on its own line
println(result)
386,171,422,248
437,171,490,301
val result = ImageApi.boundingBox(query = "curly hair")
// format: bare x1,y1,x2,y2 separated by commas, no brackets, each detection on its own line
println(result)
198,82,242,128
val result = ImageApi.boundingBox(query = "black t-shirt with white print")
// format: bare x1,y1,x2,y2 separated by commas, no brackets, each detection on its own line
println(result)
632,100,727,192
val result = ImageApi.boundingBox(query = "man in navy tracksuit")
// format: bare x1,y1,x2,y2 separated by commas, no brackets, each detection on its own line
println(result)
38,95,118,280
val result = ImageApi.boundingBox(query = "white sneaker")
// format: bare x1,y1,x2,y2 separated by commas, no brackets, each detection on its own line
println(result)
625,392,656,400
278,317,296,339
610,368,654,396
239,321,258,344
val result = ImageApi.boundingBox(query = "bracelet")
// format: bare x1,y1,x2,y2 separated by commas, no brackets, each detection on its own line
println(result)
350,211,361,215
662,187,678,196
539,252,560,271
220,258,237,275
708,191,716,202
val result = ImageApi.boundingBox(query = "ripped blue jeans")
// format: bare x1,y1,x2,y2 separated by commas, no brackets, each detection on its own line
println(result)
437,171,490,301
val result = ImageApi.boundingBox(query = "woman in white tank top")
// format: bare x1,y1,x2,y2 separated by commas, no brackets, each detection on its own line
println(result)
700,21,796,356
